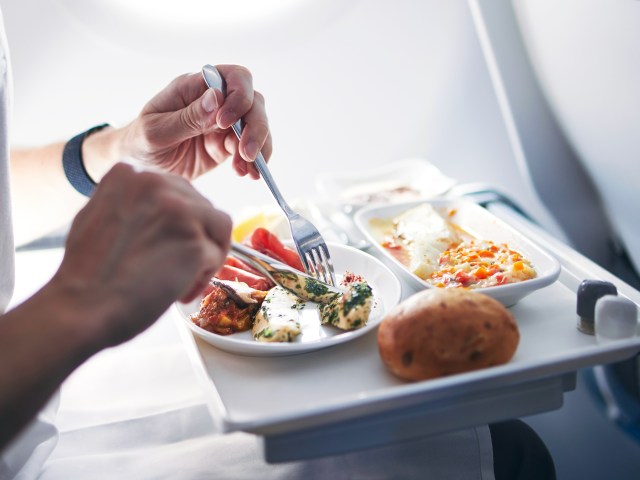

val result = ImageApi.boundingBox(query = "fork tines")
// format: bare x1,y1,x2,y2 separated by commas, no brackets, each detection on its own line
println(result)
301,244,336,287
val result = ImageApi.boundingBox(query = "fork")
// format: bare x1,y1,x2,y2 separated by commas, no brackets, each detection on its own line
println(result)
230,242,340,303
201,64,337,286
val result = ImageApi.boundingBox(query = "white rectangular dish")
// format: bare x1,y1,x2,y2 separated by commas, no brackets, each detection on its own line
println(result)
315,158,457,210
353,198,561,306
175,212,640,442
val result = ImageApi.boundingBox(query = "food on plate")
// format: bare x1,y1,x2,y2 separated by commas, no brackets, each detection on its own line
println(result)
223,255,265,278
429,240,536,288
270,270,340,304
190,280,269,335
253,286,304,342
190,227,374,344
377,288,519,381
232,210,284,242
213,228,304,291
245,227,305,272
383,203,460,278
215,256,275,291
319,280,373,330
373,203,536,289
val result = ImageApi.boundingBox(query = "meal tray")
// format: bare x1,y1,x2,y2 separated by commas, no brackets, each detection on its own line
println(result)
175,205,640,460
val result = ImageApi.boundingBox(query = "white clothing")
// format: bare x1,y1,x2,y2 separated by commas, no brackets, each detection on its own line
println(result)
0,1,13,314
0,10,60,479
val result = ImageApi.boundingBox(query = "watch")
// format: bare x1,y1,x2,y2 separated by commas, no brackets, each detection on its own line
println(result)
62,123,110,197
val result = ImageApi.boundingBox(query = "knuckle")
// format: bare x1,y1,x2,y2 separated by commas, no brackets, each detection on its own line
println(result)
155,192,189,219
254,119,270,136
180,106,202,132
217,210,233,235
103,162,133,183
136,171,165,194
254,90,265,106
235,97,253,118
224,132,238,154
234,64,252,81
173,72,191,85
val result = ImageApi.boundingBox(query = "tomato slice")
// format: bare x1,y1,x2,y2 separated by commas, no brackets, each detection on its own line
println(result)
214,265,274,291
245,227,304,272
224,256,264,278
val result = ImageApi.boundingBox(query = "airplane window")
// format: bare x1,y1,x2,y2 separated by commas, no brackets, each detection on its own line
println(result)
107,0,306,27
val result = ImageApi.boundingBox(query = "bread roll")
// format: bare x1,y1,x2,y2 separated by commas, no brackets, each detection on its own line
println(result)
377,288,519,381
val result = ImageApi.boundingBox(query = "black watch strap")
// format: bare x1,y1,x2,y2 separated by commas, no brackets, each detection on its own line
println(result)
62,123,110,197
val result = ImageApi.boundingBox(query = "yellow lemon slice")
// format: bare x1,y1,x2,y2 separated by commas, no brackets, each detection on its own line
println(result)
232,211,284,243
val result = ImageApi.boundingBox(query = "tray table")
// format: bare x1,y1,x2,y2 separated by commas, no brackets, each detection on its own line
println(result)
176,203,640,462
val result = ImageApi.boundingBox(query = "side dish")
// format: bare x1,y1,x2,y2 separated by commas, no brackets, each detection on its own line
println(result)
373,203,537,290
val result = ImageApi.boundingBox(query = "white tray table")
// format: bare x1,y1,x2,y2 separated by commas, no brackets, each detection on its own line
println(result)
176,204,640,462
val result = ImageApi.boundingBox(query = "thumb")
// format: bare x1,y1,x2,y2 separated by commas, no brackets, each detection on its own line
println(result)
168,88,221,139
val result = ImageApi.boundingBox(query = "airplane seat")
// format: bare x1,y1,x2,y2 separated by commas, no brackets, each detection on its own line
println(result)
468,0,640,441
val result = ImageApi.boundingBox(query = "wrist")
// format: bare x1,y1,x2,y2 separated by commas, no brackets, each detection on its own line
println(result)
5,281,107,369
38,273,124,354
115,119,148,169
81,124,126,183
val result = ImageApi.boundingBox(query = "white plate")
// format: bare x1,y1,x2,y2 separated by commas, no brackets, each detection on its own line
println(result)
315,158,457,210
174,243,401,356
354,199,561,306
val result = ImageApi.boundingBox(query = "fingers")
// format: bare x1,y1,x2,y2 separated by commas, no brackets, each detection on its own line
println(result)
96,163,231,292
200,203,233,256
58,162,235,348
161,87,221,142
179,248,227,304
237,91,271,165
130,66,271,180
136,73,220,150
215,65,272,165
214,65,254,129
232,151,259,179
144,72,209,114
175,195,232,303
180,275,212,304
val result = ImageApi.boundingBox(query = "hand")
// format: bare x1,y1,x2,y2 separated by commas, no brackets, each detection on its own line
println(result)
49,163,232,348
122,65,272,180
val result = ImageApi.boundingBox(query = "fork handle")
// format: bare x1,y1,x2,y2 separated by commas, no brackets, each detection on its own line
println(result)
229,121,295,217
201,65,295,218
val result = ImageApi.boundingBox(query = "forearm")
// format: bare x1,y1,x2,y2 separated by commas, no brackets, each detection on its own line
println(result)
0,161,232,451
0,282,104,450
9,126,126,246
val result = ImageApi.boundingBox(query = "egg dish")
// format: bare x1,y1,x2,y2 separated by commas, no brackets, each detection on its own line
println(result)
376,204,537,290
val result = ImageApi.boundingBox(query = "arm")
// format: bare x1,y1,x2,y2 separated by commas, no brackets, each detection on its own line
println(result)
10,65,271,246
10,142,86,246
0,164,232,449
